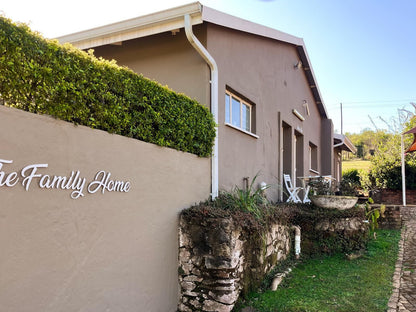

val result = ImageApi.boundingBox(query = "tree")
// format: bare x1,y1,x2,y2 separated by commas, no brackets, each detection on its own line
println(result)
366,103,416,190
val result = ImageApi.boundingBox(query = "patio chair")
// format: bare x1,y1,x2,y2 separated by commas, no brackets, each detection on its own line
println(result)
283,174,302,203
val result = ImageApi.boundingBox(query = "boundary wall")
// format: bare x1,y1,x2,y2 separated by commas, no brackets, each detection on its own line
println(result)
0,105,210,312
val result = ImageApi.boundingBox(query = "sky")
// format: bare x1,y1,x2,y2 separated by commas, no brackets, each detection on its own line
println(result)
1,0,415,134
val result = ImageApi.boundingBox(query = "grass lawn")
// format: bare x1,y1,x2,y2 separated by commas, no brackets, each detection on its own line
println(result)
342,159,372,173
236,229,400,312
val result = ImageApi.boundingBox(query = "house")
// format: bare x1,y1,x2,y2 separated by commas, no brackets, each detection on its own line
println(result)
58,2,339,201
333,133,357,181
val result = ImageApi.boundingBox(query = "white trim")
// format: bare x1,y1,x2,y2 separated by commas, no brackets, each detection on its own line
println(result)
57,2,304,49
292,109,305,121
184,14,219,200
57,2,328,120
309,169,320,175
57,3,203,49
225,90,253,133
225,123,259,139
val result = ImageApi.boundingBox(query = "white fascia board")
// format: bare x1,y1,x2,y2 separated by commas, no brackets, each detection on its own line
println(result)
57,2,203,49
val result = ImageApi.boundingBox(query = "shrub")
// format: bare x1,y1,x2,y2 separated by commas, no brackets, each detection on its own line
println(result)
368,161,416,190
342,168,360,184
0,17,216,157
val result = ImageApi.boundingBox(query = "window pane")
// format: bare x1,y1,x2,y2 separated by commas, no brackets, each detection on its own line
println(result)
225,94,230,123
232,97,241,127
242,103,250,131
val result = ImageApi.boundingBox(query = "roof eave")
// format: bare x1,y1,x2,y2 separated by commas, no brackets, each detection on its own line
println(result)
56,2,328,120
334,134,357,154
296,45,328,119
57,2,203,49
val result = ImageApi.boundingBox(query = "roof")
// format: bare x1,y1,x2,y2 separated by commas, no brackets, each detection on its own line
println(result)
334,133,357,154
57,2,328,118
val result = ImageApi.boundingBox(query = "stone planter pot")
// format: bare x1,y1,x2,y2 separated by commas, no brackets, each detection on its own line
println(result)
309,195,358,210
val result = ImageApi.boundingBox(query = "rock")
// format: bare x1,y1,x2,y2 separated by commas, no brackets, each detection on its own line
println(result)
181,281,196,291
203,300,233,312
184,275,203,283
208,291,239,305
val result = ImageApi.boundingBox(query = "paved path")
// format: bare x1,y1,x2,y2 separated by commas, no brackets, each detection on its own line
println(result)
388,206,416,312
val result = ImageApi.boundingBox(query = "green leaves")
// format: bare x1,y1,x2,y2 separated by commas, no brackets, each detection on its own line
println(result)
0,17,215,157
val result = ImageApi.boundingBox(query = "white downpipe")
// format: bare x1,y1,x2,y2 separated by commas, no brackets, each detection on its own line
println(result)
270,225,301,291
401,134,406,206
291,226,301,259
184,14,219,199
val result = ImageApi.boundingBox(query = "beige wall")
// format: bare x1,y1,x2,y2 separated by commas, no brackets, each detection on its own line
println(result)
0,106,210,312
207,24,327,199
91,22,332,202
93,26,210,108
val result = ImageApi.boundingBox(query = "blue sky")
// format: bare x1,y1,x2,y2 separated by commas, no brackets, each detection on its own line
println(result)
2,0,415,134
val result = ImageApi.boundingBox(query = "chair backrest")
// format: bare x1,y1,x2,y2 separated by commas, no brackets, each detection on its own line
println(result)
283,174,293,190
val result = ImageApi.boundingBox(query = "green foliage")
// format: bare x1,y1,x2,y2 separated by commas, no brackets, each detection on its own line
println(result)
365,198,386,231
308,176,333,195
308,176,359,196
345,129,389,160
0,16,216,157
216,174,269,220
290,205,368,255
342,168,360,184
366,131,416,190
237,229,401,312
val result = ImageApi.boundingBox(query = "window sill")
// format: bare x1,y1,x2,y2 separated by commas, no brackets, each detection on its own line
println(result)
225,123,259,139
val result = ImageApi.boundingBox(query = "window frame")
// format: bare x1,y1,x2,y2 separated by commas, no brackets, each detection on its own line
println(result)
225,90,256,137
309,142,319,174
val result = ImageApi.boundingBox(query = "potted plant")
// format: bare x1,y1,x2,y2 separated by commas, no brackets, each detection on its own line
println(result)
308,177,358,210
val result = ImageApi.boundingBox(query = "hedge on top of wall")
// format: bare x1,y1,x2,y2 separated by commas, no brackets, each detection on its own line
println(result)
0,17,216,157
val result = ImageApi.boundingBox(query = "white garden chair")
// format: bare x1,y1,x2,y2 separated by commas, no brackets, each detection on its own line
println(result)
283,174,302,203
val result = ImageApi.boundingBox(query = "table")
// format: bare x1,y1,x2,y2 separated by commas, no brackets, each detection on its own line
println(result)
297,175,335,203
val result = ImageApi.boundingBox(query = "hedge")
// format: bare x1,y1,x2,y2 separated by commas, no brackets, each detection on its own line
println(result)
0,17,216,157
369,162,416,190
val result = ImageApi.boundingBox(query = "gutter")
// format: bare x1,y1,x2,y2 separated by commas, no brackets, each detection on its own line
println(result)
184,14,219,200
333,134,357,154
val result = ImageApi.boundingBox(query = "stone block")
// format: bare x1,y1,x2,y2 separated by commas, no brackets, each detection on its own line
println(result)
181,262,194,275
184,275,203,283
208,291,239,305
179,248,191,262
203,300,233,312
189,299,202,309
178,303,193,312
205,256,238,270
181,281,196,291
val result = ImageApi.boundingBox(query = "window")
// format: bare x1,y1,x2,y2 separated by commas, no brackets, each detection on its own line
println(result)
225,90,253,133
309,142,318,174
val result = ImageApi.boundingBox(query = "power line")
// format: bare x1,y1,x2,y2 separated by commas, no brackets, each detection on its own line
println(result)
327,99,416,108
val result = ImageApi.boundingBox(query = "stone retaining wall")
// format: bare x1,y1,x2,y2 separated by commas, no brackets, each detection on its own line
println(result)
291,206,369,255
178,216,291,312
177,205,370,312
376,205,402,230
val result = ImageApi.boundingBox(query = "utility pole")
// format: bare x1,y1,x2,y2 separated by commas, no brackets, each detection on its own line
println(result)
340,102,344,161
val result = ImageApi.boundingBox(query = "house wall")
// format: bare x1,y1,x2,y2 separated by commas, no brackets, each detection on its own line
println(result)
321,119,334,176
207,24,327,199
92,22,332,201
0,105,210,312
92,25,210,109
334,147,342,182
